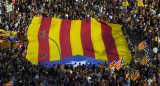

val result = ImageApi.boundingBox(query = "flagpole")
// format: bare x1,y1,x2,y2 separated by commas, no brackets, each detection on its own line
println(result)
41,32,62,84
143,48,148,53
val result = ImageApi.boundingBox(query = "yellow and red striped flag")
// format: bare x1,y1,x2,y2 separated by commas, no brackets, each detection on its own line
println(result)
26,17,131,65
130,70,136,81
109,60,118,68
140,54,151,65
5,79,15,86
0,29,17,43
109,61,115,68
130,70,140,81
39,80,45,86
135,70,140,79
0,41,10,49
138,40,148,51
138,0,144,6
115,58,125,71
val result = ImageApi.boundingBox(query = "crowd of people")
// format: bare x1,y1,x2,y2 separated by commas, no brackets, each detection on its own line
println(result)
0,0,160,85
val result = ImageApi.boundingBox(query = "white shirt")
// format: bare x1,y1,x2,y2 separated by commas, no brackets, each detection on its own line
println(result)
148,79,152,86
153,47,158,54
111,67,115,74
100,6,103,13
158,13,160,18
109,15,112,19
35,75,39,79
87,76,91,82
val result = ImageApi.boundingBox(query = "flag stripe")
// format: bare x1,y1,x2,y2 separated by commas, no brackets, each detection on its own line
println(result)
91,18,108,61
60,19,72,59
81,19,95,58
70,20,83,56
100,21,119,62
26,17,42,64
38,17,52,63
105,22,131,64
49,18,62,61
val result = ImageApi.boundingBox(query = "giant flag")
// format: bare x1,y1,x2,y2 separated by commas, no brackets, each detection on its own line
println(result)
27,17,131,65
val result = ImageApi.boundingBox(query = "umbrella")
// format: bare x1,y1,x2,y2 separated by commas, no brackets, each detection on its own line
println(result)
130,10,137,14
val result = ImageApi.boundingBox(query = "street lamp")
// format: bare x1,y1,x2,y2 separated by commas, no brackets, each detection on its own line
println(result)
41,32,62,84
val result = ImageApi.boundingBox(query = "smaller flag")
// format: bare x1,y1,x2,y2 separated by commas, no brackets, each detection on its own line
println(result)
0,29,17,43
140,54,151,65
7,37,14,42
152,1,156,5
13,40,23,48
130,70,140,81
138,0,144,6
7,37,18,43
130,10,137,14
109,61,115,68
138,40,148,51
115,58,125,71
5,79,15,86
0,35,8,43
119,6,125,9
121,9,124,14
130,70,136,81
135,70,140,79
125,73,129,80
39,80,46,86
0,41,11,49
122,2,129,6
109,60,118,68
